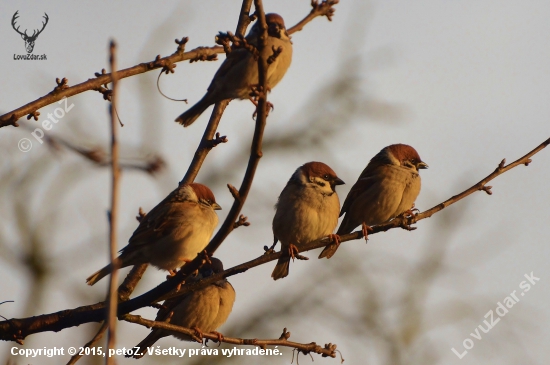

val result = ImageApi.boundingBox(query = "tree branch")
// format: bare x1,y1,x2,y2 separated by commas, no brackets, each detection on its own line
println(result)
179,101,230,185
123,315,338,359
0,41,220,129
66,322,108,365
287,0,339,34
106,40,121,365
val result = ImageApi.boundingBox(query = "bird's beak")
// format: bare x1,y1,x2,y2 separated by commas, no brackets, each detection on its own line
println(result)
417,162,429,169
333,177,345,185
212,203,222,210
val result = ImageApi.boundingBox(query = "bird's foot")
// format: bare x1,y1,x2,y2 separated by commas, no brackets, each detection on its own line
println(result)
288,243,308,261
166,269,178,280
397,206,418,231
398,209,416,231
362,223,374,241
199,250,213,266
192,326,204,343
212,331,224,344
249,85,274,119
401,203,420,219
328,233,341,245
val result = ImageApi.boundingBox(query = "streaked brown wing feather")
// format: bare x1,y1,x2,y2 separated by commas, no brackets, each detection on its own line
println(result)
340,169,378,216
209,48,249,85
121,201,195,255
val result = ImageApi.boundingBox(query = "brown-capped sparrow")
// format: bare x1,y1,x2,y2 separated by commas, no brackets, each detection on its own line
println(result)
319,144,428,259
271,162,344,280
175,13,293,127
86,183,221,286
130,257,235,358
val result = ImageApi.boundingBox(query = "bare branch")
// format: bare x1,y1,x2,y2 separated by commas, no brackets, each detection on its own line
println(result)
106,40,121,365
66,322,108,365
19,123,166,174
180,100,230,185
123,315,338,359
288,0,339,34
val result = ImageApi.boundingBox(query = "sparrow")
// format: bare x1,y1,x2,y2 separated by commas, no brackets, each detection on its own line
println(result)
130,257,235,358
271,162,344,280
175,13,293,127
86,183,221,286
319,144,428,259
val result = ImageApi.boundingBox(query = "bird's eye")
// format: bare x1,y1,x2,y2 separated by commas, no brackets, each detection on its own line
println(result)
323,174,330,180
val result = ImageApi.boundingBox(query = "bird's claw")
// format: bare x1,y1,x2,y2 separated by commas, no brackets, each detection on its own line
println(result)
327,233,341,245
193,326,204,342
288,243,308,261
249,85,274,119
212,331,224,345
361,223,373,241
401,204,420,219
166,269,178,279
398,205,419,231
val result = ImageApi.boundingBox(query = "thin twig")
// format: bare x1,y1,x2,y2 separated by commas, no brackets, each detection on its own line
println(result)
105,40,121,365
123,315,337,358
66,266,146,365
19,123,165,174
66,322,108,365
287,0,339,34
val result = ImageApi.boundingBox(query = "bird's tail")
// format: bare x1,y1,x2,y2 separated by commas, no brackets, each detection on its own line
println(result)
271,257,290,280
318,243,339,259
175,94,212,127
86,264,112,286
128,332,164,359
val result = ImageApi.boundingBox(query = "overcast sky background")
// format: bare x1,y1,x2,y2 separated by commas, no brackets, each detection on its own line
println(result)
1,1,550,364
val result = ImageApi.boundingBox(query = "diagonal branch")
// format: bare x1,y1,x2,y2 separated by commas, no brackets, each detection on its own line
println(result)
287,0,339,34
66,322,108,365
0,42,220,128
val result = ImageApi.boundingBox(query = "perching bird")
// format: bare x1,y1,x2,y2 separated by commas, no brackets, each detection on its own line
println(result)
319,144,427,259
271,162,344,280
86,183,221,286
130,257,235,358
175,13,293,127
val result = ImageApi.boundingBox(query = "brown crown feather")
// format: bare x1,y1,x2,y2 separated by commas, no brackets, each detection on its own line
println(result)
385,144,422,164
301,161,338,180
189,183,217,203
266,13,285,28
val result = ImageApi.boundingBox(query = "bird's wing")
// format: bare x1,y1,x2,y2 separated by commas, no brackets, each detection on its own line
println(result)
210,48,250,84
340,171,379,217
121,201,197,255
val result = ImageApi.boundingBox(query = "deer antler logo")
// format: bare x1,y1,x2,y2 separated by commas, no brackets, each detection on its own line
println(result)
12,11,49,54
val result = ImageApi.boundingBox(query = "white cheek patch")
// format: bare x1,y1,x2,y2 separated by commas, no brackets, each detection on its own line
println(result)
311,177,334,194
